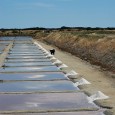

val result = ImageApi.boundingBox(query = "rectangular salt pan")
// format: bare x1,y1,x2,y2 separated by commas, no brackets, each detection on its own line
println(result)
8,54,47,57
0,37,14,40
10,48,43,51
0,43,8,45
0,37,32,41
11,48,41,51
0,80,79,92
9,52,45,54
13,44,35,46
9,51,44,53
9,53,46,56
0,93,98,111
0,72,67,80
13,43,33,45
14,41,33,43
0,66,59,72
13,45,38,47
0,46,6,48
0,48,4,51
5,59,51,62
14,37,32,40
12,47,40,49
11,49,41,51
0,41,11,43
12,45,38,47
7,56,47,59
4,62,53,67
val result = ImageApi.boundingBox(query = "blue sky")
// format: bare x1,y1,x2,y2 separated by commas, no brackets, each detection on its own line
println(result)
0,0,115,28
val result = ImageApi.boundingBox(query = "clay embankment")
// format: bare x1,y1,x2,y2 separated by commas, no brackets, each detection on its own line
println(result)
34,31,115,73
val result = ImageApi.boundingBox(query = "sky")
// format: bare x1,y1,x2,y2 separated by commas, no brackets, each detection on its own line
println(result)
0,0,115,28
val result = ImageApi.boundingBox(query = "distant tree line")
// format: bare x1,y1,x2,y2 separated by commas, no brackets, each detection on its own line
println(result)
0,26,115,31
59,26,115,30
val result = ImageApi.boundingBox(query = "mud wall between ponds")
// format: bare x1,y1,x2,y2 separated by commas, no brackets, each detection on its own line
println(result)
35,31,115,72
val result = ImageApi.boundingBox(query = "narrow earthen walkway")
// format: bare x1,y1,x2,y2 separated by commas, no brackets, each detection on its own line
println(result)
0,42,13,67
35,40,115,115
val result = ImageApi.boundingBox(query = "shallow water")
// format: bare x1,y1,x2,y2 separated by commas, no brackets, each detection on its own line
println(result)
0,80,78,92
0,41,11,43
4,62,53,67
9,53,45,55
5,59,51,63
0,93,98,111
9,50,44,53
7,55,46,59
0,72,67,80
0,46,6,51
11,48,42,50
7,55,47,59
0,66,59,73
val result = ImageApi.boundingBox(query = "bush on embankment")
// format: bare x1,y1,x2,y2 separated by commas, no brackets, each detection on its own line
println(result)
35,30,115,72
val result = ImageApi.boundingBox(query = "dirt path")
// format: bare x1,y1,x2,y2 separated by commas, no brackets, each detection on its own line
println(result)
35,40,115,115
0,42,13,67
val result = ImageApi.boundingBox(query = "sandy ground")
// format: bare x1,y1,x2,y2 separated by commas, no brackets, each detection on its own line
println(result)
35,40,115,115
